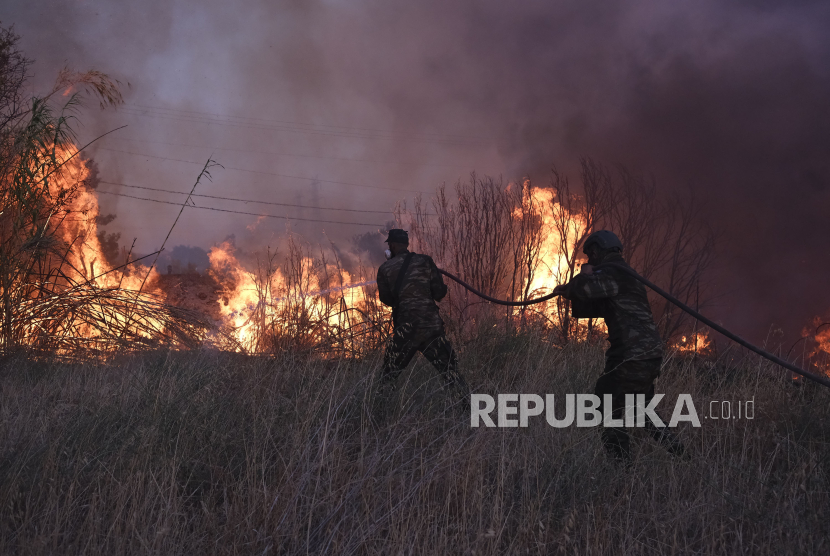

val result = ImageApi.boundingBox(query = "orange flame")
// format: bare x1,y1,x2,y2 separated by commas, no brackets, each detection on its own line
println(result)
800,317,830,374
508,184,605,338
207,240,376,353
1,143,186,354
673,332,711,354
516,186,588,299
50,147,155,291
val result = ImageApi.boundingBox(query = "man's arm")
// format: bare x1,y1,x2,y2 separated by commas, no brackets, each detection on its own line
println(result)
428,257,448,301
377,266,395,307
555,270,619,301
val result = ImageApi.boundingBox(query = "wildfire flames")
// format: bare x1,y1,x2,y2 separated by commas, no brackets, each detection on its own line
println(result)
53,148,155,292
207,240,378,354
816,327,830,357
20,162,651,355
799,317,830,374
673,332,711,354
21,145,804,361
3,143,213,356
517,186,587,308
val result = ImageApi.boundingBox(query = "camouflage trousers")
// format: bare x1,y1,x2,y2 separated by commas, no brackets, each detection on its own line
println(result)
376,323,470,412
594,358,686,462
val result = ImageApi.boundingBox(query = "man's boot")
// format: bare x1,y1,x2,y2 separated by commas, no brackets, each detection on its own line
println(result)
646,423,689,459
601,427,632,465
444,373,471,418
371,379,396,427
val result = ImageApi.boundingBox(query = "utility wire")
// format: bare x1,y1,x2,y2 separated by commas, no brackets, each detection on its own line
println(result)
117,106,489,148
96,147,430,194
106,136,475,170
129,103,491,142
95,190,384,227
97,180,394,214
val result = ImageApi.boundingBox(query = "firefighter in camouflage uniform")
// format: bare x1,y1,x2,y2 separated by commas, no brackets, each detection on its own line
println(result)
553,230,686,462
374,229,470,418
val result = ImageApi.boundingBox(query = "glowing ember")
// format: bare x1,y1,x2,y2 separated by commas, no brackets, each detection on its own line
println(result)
801,317,830,374
673,332,711,354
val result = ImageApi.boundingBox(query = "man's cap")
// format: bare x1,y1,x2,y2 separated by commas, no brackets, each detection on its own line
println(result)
582,230,623,254
385,229,409,244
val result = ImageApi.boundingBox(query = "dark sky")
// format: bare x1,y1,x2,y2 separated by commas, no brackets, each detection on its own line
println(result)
3,0,829,344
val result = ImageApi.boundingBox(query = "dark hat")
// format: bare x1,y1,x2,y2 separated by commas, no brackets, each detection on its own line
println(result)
582,230,623,254
384,229,409,244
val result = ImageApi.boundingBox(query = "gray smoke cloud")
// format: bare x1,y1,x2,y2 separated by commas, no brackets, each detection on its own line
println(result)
3,0,829,343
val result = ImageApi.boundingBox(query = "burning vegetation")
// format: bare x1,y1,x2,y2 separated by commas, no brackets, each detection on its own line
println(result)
0,24,783,365
0,56,706,362
0,136,215,356
2,115,823,379
0,25,218,358
0,123,796,365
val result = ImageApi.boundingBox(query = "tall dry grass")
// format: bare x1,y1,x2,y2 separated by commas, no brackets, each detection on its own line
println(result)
1,335,828,555
0,27,209,359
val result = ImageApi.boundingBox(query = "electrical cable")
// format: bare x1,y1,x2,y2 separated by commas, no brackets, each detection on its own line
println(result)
128,103,491,142
97,180,394,214
94,190,384,227
96,147,431,194
116,106,490,148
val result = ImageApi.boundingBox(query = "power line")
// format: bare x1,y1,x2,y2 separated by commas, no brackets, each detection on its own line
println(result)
95,190,386,227
119,107,393,144
106,136,475,170
96,147,431,194
97,180,394,214
122,104,490,145
117,106,490,148
130,103,491,143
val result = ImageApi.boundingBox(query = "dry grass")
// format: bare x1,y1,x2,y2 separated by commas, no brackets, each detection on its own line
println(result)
1,335,828,555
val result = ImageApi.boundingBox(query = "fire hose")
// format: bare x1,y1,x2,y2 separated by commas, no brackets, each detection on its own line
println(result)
437,269,559,306
438,264,830,389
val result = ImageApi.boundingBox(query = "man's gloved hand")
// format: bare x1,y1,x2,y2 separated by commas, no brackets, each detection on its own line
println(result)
554,264,593,297
553,283,569,297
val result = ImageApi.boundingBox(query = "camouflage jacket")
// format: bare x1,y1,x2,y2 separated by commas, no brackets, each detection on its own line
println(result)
377,250,447,338
561,252,663,362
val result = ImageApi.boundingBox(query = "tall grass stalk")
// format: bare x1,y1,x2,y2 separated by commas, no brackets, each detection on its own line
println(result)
1,337,827,554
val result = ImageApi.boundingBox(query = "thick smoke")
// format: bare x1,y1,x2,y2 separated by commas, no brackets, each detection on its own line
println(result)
3,0,829,342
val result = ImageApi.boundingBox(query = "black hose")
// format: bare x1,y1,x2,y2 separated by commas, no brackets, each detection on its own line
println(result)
439,264,830,389
438,269,559,306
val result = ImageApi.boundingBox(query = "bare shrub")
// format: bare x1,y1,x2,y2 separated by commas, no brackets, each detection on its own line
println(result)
398,174,557,341
396,159,716,347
